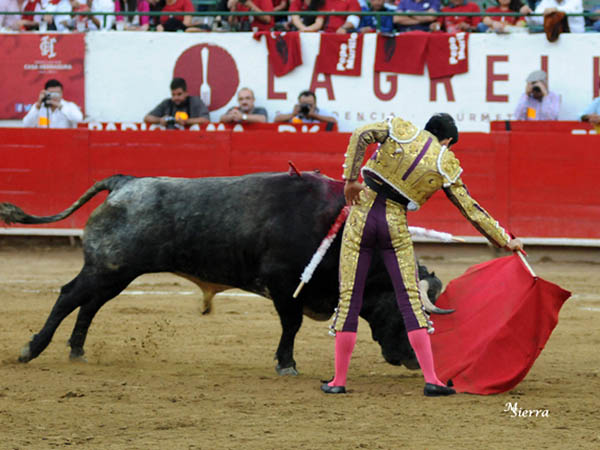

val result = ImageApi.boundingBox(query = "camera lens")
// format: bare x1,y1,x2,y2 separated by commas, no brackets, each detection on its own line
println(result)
300,104,310,115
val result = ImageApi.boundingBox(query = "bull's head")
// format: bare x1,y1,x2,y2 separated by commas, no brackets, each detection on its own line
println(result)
418,264,454,315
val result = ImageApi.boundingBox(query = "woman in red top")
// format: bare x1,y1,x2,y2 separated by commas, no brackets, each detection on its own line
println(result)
481,0,527,33
156,0,194,31
227,0,274,31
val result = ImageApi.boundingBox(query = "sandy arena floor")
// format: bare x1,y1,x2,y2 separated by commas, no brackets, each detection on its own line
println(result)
0,239,598,449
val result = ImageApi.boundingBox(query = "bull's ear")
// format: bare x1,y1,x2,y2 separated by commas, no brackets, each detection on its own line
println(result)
431,271,436,277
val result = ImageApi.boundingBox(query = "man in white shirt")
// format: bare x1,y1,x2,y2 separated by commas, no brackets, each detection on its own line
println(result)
86,0,115,31
524,0,584,33
23,79,83,129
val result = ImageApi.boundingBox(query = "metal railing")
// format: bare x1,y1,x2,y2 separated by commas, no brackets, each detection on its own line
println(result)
2,10,598,32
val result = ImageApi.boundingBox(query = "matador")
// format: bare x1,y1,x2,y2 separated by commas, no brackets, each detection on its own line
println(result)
321,113,523,396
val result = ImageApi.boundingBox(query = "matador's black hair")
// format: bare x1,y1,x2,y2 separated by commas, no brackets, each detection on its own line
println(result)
424,113,459,146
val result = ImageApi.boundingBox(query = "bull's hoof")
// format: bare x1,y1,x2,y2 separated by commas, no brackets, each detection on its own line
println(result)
403,358,420,370
276,364,298,376
18,343,32,363
69,353,88,363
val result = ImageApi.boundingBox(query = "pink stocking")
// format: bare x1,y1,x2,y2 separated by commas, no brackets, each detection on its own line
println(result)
407,328,443,386
328,331,357,387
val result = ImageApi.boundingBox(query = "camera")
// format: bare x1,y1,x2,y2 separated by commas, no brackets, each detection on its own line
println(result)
164,116,177,129
42,92,60,107
531,85,542,94
299,103,311,116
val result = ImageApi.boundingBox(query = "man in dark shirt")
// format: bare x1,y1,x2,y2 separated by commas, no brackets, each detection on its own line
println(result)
144,77,210,129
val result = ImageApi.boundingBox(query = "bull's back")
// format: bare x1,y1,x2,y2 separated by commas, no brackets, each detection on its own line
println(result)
82,172,345,290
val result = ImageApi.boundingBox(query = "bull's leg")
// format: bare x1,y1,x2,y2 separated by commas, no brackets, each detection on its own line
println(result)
272,296,303,376
19,268,133,363
67,290,125,362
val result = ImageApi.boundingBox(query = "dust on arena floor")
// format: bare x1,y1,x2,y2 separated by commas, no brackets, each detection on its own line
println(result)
0,237,598,449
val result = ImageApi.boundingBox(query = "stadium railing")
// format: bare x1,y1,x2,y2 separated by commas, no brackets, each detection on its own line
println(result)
1,10,599,32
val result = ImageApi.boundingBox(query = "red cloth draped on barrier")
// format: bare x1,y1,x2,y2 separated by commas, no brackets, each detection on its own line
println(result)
373,32,469,79
253,32,303,77
431,254,571,394
374,32,429,75
315,33,363,76
426,32,469,79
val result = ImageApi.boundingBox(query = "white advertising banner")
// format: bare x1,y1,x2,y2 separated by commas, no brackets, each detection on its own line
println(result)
86,32,600,132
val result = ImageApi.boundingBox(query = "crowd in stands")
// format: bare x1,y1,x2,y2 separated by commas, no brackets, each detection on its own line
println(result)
1,0,599,33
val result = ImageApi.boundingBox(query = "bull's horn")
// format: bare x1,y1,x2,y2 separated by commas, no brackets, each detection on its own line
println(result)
419,280,455,315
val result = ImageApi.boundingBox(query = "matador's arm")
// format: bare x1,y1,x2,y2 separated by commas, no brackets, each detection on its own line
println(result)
443,178,511,248
342,121,389,181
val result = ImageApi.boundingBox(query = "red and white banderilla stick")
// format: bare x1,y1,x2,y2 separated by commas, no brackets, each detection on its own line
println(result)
292,207,466,298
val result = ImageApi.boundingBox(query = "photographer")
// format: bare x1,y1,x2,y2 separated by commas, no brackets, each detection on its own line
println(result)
513,70,560,121
274,90,337,125
22,79,83,128
144,77,210,129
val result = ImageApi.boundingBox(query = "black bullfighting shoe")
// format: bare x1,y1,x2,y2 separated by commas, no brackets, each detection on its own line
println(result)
321,383,346,394
424,383,456,397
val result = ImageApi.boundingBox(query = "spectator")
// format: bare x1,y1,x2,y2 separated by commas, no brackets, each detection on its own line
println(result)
321,0,361,33
430,0,481,32
592,9,600,32
513,70,560,120
23,79,83,128
144,77,210,129
274,90,337,125
85,0,116,30
358,0,395,33
394,0,440,33
289,0,325,31
220,87,268,123
114,0,151,30
479,0,528,33
148,0,165,28
580,88,600,129
0,0,20,30
272,0,289,27
46,0,75,32
226,0,274,32
524,0,585,33
13,0,50,31
67,0,90,32
156,0,194,31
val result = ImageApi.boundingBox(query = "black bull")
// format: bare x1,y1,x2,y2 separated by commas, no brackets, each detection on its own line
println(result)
0,171,443,374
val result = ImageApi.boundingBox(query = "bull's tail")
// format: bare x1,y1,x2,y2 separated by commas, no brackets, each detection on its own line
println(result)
0,175,132,225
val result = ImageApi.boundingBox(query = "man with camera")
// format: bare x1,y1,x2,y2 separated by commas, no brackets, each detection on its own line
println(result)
144,77,210,129
513,70,560,121
274,90,337,126
22,79,83,128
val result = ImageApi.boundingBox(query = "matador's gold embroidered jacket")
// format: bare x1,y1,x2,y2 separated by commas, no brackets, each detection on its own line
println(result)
342,117,510,248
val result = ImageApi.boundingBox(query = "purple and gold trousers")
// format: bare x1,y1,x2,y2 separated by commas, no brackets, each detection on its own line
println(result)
331,187,429,333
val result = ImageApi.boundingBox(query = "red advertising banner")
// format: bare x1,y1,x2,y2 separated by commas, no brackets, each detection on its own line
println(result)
0,33,85,119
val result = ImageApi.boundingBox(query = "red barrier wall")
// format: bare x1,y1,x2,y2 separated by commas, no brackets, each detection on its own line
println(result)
1,124,599,240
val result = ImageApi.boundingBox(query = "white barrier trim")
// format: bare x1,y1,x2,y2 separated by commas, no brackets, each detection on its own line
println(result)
2,227,600,247
0,228,83,237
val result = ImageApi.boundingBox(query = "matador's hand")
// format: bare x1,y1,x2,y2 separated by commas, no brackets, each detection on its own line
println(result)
344,180,364,206
506,238,524,253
